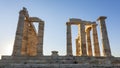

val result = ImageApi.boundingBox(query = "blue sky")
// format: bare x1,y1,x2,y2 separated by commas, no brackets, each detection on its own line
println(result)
0,0,120,58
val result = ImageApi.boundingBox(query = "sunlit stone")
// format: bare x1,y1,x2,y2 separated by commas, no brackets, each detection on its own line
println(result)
0,7,120,68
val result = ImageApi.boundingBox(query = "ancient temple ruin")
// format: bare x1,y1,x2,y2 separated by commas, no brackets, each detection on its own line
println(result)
0,7,120,68
66,18,111,57
12,7,44,56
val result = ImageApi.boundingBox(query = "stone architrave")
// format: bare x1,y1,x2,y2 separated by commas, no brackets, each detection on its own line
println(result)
37,21,44,56
12,9,26,56
86,27,92,56
92,24,100,56
66,23,73,56
78,23,87,56
97,16,111,57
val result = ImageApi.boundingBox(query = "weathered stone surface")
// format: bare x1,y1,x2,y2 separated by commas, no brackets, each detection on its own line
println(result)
86,27,92,56
12,8,44,57
76,37,81,56
67,17,113,57
0,8,120,68
52,51,59,56
37,22,44,56
0,56,120,68
78,23,87,56
69,18,82,22
92,24,100,56
66,23,73,56
12,8,26,56
97,16,111,57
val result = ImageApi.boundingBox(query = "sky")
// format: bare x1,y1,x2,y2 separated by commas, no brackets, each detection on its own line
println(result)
0,0,120,58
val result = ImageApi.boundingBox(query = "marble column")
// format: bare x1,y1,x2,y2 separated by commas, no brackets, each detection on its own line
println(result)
97,16,111,57
76,38,78,56
21,20,28,56
78,23,87,56
86,27,92,56
76,38,81,56
66,23,73,56
12,10,25,56
37,21,44,56
92,24,100,56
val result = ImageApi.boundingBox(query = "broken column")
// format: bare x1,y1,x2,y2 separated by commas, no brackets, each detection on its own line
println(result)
92,24,100,56
97,16,111,57
86,27,92,56
66,23,73,56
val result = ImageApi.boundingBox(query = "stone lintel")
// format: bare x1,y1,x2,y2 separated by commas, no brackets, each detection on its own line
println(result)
69,18,82,22
67,20,96,25
29,17,44,22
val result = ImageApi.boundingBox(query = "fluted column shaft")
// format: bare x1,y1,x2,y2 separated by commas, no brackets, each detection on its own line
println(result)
37,22,44,56
21,20,28,56
66,23,73,56
76,38,81,56
78,23,87,56
97,16,111,57
86,27,92,56
12,10,25,56
92,24,100,56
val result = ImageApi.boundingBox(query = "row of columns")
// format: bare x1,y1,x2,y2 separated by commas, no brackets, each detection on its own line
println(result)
85,24,100,56
12,8,44,56
66,16,111,57
12,8,111,57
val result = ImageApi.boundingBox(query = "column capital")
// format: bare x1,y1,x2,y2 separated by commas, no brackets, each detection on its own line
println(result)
85,27,91,32
97,16,107,21
92,24,98,27
66,22,71,25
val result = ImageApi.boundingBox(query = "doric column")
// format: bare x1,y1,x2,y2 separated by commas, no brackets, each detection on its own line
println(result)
97,16,111,57
12,9,25,56
37,21,44,56
76,38,78,56
78,23,87,56
21,20,28,56
86,27,92,56
76,37,81,56
92,24,100,56
66,23,73,56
